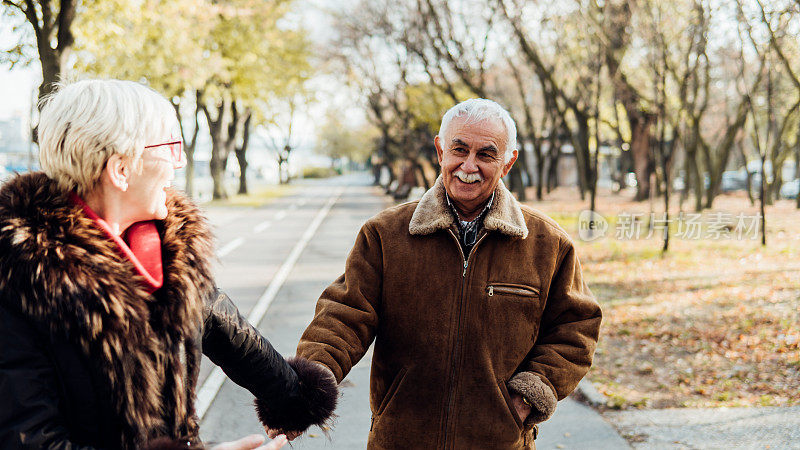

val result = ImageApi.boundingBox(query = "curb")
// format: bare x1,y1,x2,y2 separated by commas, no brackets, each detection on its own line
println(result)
576,379,609,408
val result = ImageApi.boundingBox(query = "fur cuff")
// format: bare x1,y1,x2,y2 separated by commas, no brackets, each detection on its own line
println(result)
507,372,557,424
254,357,338,432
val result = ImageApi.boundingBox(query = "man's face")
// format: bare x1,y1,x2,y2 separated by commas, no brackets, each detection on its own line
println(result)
435,118,517,218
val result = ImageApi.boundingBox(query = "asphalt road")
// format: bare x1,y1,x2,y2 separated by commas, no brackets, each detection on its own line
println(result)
197,174,628,449
198,174,384,447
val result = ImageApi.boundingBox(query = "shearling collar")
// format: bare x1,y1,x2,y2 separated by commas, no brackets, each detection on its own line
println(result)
0,172,215,448
409,175,528,239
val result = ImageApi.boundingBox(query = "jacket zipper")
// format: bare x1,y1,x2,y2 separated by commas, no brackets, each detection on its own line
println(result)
441,229,488,449
487,285,539,297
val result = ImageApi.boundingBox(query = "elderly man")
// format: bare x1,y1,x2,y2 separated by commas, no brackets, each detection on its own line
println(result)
295,99,601,449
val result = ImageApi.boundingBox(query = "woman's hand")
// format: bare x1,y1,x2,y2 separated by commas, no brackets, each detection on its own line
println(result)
211,434,288,450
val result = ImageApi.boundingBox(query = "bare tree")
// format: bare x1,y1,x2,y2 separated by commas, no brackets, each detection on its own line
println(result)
498,0,596,200
2,0,76,106
232,105,252,194
753,0,800,207
173,90,203,198
506,58,546,200
201,95,250,199
263,99,299,185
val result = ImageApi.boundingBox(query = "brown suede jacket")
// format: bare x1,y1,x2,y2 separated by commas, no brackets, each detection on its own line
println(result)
297,176,602,449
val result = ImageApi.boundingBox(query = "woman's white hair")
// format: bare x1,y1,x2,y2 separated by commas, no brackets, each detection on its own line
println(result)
38,79,179,195
438,98,517,162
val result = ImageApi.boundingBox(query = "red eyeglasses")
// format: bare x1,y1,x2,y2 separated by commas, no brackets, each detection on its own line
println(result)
144,140,185,169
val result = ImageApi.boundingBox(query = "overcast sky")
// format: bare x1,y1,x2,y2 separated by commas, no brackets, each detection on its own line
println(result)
0,19,38,121
0,0,364,144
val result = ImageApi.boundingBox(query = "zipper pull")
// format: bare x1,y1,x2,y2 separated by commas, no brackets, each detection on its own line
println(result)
488,286,494,297
462,260,468,277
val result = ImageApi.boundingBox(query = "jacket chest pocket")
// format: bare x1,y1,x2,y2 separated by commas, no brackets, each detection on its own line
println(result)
480,282,542,363
486,283,539,299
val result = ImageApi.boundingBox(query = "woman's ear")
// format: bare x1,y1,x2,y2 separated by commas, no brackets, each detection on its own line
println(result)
105,154,130,192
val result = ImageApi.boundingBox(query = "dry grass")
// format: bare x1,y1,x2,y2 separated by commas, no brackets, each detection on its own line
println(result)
522,187,800,409
204,184,295,208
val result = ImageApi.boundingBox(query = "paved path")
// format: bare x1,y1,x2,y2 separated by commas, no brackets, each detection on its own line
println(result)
604,406,800,449
197,174,627,448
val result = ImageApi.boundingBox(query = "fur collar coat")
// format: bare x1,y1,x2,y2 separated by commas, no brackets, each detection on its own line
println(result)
0,173,337,449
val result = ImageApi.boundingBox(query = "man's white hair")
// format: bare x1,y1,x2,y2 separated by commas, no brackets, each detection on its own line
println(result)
38,79,179,195
438,98,517,162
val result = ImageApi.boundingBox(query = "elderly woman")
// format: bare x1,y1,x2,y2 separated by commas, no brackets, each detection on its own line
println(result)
0,80,337,449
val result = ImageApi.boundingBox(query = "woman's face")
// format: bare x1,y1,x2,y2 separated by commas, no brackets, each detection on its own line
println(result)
123,138,184,222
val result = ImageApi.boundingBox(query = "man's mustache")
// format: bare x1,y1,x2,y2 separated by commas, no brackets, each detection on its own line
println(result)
454,170,483,183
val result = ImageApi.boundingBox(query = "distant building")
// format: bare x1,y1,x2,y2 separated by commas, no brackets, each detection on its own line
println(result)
0,116,37,171
0,117,26,150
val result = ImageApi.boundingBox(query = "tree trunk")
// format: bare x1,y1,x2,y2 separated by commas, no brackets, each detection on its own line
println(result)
185,158,196,198
739,141,756,206
572,112,591,200
514,141,532,189
690,155,704,212
657,57,671,253
236,154,248,194
629,113,655,201
30,1,75,107
683,119,704,211
508,164,526,201
533,138,545,200
546,140,561,193
278,153,289,184
796,139,799,209
202,99,230,200
173,93,201,198
235,112,252,195
38,52,62,109
15,0,77,140
759,155,767,246
210,145,228,199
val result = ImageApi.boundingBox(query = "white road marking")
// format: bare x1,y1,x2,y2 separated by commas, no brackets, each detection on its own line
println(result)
298,198,307,206
289,203,298,210
217,237,245,258
253,220,272,233
195,187,345,420
194,368,228,418
275,210,287,220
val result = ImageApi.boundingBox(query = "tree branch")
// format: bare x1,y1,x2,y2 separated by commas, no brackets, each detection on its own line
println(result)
754,0,800,90
21,0,42,39
56,0,76,52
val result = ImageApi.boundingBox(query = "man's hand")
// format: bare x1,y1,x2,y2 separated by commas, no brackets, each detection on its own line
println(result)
211,434,288,450
265,428,303,441
510,393,532,424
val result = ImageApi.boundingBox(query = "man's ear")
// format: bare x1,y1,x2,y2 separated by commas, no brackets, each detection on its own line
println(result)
105,154,130,191
434,135,444,164
501,149,519,177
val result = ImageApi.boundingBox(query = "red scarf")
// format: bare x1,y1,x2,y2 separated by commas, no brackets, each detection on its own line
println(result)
69,193,164,294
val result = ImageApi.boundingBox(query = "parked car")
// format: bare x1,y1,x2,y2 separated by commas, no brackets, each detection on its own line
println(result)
673,176,686,192
672,172,709,192
625,172,637,188
720,170,748,192
780,179,799,199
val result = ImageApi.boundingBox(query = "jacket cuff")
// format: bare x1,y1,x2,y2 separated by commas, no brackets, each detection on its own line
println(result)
507,372,557,424
254,357,338,432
